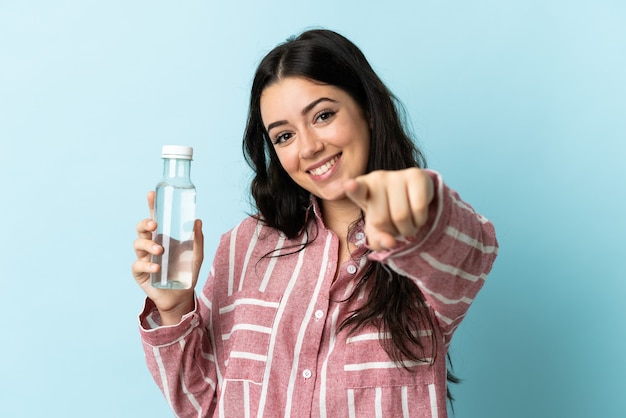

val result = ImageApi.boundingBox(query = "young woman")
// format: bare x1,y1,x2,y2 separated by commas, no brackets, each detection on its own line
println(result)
132,29,498,418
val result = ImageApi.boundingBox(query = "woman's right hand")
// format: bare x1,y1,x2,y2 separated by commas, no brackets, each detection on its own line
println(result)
132,191,204,325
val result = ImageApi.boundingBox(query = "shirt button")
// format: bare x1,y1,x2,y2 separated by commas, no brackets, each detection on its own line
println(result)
347,265,357,274
355,232,365,241
315,310,324,320
302,369,312,379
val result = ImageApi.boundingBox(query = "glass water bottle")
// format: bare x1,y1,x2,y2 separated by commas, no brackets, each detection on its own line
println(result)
151,145,196,289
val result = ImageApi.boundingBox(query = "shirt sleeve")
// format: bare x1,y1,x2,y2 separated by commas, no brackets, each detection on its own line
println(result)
368,169,499,343
138,294,218,417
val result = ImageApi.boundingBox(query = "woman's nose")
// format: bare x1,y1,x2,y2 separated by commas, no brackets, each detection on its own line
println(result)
298,131,324,159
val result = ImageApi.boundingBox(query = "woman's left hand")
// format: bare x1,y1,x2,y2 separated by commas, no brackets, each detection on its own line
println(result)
344,168,434,251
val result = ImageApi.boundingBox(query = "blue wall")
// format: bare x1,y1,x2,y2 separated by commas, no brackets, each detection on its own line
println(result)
1,1,624,417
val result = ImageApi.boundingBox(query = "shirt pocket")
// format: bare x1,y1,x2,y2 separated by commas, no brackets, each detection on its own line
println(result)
342,326,435,389
217,290,283,384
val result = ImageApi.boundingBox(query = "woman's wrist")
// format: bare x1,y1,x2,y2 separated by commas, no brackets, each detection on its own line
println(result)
157,295,195,326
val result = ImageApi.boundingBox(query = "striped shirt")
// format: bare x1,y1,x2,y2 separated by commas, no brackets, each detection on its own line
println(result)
139,170,498,418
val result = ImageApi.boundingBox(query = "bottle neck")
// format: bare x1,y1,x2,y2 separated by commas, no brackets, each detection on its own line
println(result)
162,158,192,181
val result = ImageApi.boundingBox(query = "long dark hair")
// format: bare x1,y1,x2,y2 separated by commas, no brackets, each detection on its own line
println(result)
242,29,458,403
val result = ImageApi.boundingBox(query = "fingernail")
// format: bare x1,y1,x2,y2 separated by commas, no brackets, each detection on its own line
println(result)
152,245,160,252
150,264,158,272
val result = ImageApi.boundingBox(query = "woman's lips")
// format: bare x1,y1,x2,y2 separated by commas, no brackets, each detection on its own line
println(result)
308,154,341,176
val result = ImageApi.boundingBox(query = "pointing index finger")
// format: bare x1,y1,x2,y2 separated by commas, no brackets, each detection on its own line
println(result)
344,178,369,211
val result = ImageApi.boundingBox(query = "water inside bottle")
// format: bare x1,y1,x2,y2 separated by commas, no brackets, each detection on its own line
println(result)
152,234,194,289
151,185,195,289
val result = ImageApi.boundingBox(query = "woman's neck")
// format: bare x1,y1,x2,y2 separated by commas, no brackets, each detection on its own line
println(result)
320,198,362,264
320,198,360,233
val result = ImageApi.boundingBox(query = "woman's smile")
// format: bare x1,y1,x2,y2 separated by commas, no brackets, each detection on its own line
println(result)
307,153,341,177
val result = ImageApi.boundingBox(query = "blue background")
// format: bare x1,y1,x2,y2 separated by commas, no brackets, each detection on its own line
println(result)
1,1,624,417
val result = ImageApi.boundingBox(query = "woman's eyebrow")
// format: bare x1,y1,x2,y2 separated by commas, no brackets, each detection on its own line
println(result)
266,97,338,133
301,97,337,116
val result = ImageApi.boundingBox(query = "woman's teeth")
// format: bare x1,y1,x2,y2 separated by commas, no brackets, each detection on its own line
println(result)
309,155,339,176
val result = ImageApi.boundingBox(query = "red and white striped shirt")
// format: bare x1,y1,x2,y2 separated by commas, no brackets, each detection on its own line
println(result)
139,170,498,418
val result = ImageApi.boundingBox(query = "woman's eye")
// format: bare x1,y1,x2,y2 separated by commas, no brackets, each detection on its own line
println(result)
315,110,335,123
273,132,293,145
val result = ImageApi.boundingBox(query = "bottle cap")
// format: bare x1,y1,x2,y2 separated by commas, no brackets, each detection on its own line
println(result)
161,145,193,160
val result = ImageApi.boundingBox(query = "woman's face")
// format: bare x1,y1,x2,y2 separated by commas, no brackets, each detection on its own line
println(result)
260,76,370,203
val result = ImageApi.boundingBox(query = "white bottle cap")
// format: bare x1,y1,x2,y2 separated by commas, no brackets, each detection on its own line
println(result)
161,145,193,160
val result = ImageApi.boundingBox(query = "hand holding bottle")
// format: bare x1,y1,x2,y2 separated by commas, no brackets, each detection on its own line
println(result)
132,191,204,325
